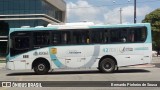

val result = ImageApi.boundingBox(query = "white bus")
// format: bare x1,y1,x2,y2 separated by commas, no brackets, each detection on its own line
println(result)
6,23,152,74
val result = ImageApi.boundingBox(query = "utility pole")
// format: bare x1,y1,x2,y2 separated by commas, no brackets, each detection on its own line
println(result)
119,8,122,24
134,0,136,23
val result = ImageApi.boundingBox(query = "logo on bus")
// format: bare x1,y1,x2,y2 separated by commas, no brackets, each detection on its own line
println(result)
119,47,133,53
103,48,117,53
33,51,38,56
50,48,57,54
67,50,82,54
33,51,48,56
103,47,133,53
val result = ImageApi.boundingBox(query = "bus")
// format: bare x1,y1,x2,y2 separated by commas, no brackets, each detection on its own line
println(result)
6,22,152,74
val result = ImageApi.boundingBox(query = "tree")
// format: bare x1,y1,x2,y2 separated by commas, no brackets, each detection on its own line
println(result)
142,8,160,50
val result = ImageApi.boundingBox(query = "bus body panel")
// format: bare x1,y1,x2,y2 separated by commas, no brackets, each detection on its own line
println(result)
7,43,152,70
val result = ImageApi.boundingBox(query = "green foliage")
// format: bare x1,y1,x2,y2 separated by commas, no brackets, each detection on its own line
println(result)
142,8,160,31
142,8,160,50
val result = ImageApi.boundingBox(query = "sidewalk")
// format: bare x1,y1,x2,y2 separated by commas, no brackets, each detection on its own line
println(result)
0,63,6,69
152,57,160,63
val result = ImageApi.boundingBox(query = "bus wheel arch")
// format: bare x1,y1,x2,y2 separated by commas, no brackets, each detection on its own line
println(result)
32,57,50,75
98,55,118,73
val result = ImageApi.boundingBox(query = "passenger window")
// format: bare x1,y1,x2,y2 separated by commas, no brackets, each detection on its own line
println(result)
33,32,50,46
128,30,135,42
15,36,30,50
128,27,147,43
52,31,61,45
61,31,71,44
104,30,109,43
52,31,71,45
91,30,104,44
119,29,127,43
72,30,90,44
110,29,120,43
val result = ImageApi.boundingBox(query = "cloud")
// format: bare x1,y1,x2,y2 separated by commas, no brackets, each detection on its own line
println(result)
123,5,151,17
67,0,152,24
67,0,103,23
104,5,152,24
104,8,121,24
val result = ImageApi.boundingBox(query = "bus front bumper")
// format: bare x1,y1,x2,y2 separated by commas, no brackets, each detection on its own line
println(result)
6,61,14,70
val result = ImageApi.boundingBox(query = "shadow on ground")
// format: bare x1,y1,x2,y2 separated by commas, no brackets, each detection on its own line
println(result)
6,69,150,76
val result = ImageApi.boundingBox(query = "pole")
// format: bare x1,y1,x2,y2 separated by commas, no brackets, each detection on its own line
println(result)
134,0,136,23
120,8,122,24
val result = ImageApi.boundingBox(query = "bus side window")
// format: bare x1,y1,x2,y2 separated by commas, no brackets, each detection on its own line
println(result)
104,30,109,43
128,30,135,42
14,37,30,50
33,31,50,47
61,31,71,44
52,31,71,45
141,28,147,41
128,27,147,43
110,29,119,43
91,29,104,44
72,30,89,44
119,29,127,43
52,31,61,45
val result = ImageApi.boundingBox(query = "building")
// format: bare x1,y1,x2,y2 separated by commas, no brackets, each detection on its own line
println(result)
0,0,66,57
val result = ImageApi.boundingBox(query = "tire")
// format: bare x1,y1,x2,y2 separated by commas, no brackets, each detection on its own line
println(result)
34,62,49,75
99,58,116,73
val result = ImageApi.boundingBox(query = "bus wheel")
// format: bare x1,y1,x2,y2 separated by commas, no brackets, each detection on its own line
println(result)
99,58,115,73
34,62,49,75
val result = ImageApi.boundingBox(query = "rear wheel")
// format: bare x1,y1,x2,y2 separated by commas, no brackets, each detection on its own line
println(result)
34,62,49,75
99,58,116,73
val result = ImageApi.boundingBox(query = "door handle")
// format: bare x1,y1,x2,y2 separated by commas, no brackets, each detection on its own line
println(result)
126,57,130,58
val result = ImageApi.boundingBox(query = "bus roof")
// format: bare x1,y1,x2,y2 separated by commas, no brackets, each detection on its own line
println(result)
10,23,151,33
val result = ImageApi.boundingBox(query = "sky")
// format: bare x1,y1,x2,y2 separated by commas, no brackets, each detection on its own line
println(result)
64,0,160,24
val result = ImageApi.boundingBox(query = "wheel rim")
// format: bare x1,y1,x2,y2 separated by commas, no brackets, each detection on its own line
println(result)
104,62,112,69
38,64,45,71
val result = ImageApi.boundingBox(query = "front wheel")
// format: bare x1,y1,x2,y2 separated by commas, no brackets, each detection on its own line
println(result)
99,58,116,73
34,62,49,75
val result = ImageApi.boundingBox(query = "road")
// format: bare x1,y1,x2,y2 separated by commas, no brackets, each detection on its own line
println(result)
0,57,160,90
